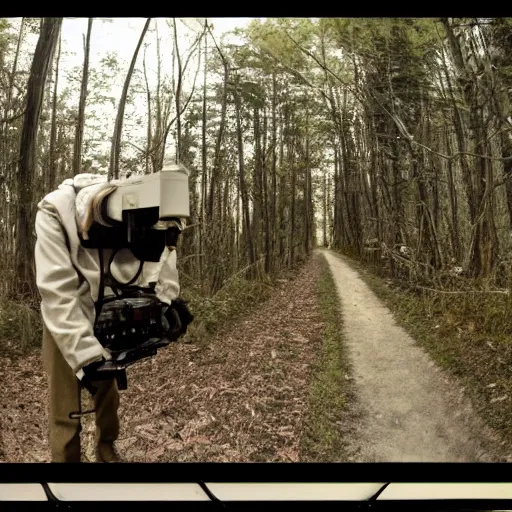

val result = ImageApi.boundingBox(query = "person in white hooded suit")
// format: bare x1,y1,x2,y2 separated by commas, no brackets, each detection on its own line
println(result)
34,173,182,462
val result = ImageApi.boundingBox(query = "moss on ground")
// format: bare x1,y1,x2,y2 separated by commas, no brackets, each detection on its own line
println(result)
300,254,355,461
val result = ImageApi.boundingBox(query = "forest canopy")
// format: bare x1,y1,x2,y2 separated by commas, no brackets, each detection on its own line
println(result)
1,17,512,303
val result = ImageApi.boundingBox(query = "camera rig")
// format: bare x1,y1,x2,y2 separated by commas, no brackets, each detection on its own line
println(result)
76,164,193,397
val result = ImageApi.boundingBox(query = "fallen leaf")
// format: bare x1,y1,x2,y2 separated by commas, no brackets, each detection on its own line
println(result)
490,395,508,403
187,436,211,445
148,446,166,459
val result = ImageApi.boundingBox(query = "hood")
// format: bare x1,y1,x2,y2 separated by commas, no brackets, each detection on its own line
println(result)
57,173,118,240
58,173,109,193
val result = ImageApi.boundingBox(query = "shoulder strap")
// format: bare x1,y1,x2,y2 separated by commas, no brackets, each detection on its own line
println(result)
95,247,106,324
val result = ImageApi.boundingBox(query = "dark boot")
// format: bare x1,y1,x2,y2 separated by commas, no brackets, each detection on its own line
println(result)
96,442,124,463
94,378,121,463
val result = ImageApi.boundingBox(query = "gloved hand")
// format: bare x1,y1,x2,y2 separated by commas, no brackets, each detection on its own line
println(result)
81,358,106,396
81,358,128,394
163,298,194,341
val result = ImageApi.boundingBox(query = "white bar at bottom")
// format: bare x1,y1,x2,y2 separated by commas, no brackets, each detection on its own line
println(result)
6,482,510,502
379,483,512,500
47,483,210,501
206,483,386,501
0,484,49,501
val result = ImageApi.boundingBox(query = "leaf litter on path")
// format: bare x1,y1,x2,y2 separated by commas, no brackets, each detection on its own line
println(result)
1,256,326,462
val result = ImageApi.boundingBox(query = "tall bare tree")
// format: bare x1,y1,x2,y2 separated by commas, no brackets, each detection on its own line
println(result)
15,17,62,297
109,18,151,180
73,18,93,176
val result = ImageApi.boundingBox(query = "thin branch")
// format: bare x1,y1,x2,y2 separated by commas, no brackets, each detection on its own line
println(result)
284,29,365,104
285,27,512,167
157,49,203,160
256,46,332,106
1,110,25,123
413,285,509,295
206,24,227,64
181,31,204,75
412,138,512,163
127,141,147,154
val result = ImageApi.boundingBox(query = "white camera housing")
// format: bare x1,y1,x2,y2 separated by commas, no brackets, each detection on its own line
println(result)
106,164,190,222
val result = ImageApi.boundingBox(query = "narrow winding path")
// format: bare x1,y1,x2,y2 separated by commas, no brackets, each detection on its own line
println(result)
321,249,504,462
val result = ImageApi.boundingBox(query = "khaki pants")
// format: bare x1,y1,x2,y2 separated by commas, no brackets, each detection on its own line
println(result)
42,324,120,462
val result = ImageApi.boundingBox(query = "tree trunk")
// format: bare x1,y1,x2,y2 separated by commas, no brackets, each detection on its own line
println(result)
15,17,62,298
152,26,163,172
48,34,61,193
262,108,271,274
207,52,229,219
172,18,183,163
252,106,262,260
6,18,25,118
72,18,92,176
323,170,328,247
278,104,286,262
304,101,311,254
289,120,297,268
199,23,208,293
444,125,462,263
109,18,151,180
271,72,278,272
441,19,499,277
234,78,255,275
142,49,152,175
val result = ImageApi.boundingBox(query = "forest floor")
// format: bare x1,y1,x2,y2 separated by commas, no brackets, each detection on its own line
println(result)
1,250,510,462
0,252,352,462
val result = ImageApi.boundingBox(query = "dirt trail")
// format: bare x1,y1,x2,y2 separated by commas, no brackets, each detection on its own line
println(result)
321,249,505,462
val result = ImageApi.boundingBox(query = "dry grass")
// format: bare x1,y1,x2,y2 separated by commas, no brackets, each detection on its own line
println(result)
0,298,42,351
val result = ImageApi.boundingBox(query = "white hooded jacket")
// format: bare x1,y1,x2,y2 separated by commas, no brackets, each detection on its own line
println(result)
34,174,181,379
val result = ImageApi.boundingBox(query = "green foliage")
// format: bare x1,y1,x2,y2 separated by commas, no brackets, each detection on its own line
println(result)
180,276,273,346
0,17,10,43
245,18,311,73
321,17,439,58
233,79,266,108
24,18,42,34
0,18,14,56
301,255,354,461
